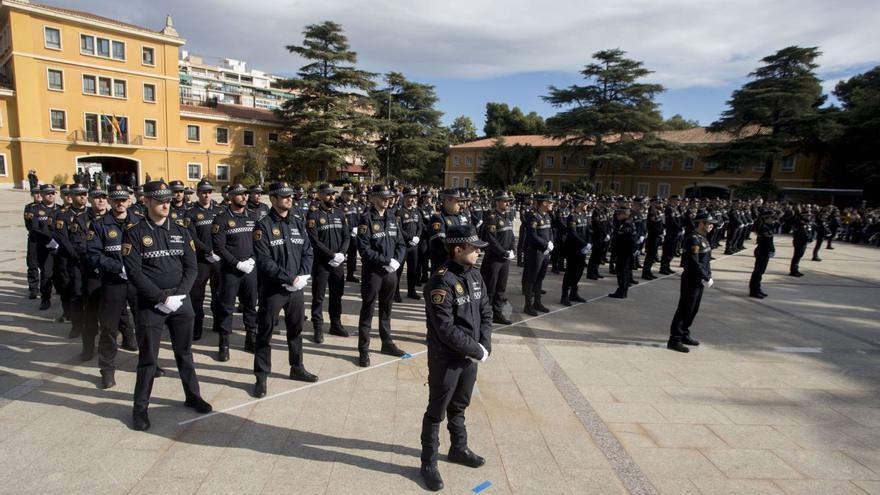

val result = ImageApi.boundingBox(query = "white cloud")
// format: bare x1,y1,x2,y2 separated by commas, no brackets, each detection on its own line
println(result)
60,0,880,88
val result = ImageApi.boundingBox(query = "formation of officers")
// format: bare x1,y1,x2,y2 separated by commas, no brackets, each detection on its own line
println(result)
23,179,821,433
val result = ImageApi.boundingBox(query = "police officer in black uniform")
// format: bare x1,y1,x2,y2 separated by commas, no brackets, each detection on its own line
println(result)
212,183,260,361
396,188,423,301
790,207,813,277
479,191,516,325
338,186,362,283
749,209,776,298
88,184,140,388
123,180,211,431
560,195,591,306
420,224,491,492
247,185,270,220
642,198,665,280
660,196,682,274
417,190,436,284
30,184,61,310
667,210,717,353
355,185,408,367
428,189,468,271
168,180,187,225
252,181,318,398
53,183,94,345
186,179,225,342
587,199,609,280
521,193,555,316
306,183,351,342
24,187,42,299
609,208,638,299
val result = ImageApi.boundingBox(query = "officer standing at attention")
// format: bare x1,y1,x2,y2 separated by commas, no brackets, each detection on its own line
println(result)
428,189,468,271
30,184,61,310
789,207,813,277
247,185,270,220
355,184,408,367
417,190,436,284
24,187,42,299
305,183,350,342
88,184,140,388
660,197,682,274
186,179,225,343
560,195,591,306
749,209,776,298
667,210,717,353
479,191,516,325
420,224,491,492
608,208,638,299
168,180,188,225
395,187,423,301
642,198,665,280
123,180,211,431
521,193,554,316
339,186,362,283
586,198,609,280
212,184,260,361
252,182,318,398
53,183,92,343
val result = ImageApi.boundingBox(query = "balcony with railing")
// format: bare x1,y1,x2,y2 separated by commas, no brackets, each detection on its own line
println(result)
70,130,143,147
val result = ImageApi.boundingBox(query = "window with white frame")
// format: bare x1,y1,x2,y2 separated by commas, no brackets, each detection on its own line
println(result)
187,163,202,181
143,83,156,103
111,40,125,60
545,156,555,168
49,109,66,131
641,159,652,170
82,75,96,94
637,182,650,197
465,157,472,167
703,161,719,172
0,154,6,176
144,119,157,139
141,46,155,66
113,79,126,98
451,176,459,188
216,164,230,182
98,76,112,96
44,27,61,50
453,157,460,167
781,155,796,172
657,183,671,198
243,130,255,146
79,34,94,54
683,157,695,171
216,127,229,144
659,159,672,171
187,125,200,142
96,37,110,57
47,69,63,90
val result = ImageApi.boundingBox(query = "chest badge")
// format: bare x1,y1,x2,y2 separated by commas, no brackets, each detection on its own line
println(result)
498,220,504,226
108,229,118,239
445,219,452,226
142,236,153,247
404,213,409,219
272,227,281,236
227,220,236,228
197,213,204,220
171,212,177,219
454,282,464,295
372,223,381,232
319,217,326,225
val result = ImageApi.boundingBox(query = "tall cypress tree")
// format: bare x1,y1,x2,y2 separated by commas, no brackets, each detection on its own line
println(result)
274,21,376,182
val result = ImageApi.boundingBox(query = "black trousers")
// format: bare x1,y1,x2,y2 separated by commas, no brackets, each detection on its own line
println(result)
133,298,200,411
67,259,87,335
522,248,548,300
643,236,660,275
669,280,704,341
516,224,526,264
614,253,633,295
216,268,258,335
81,275,102,351
418,239,430,282
749,249,770,293
812,236,824,259
190,261,220,334
98,282,136,372
420,357,478,465
346,240,359,279
37,246,64,303
662,233,678,265
311,260,344,326
562,251,586,296
357,267,397,353
587,240,605,276
254,287,305,378
26,238,39,293
396,245,419,296
790,241,807,274
480,254,509,317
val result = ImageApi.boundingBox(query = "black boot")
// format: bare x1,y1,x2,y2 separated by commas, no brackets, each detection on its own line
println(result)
523,296,537,316
493,314,513,325
667,339,690,353
380,342,406,357
39,299,51,310
254,376,267,398
100,370,116,390
329,321,349,337
407,291,422,300
192,327,202,342
448,447,486,468
394,293,403,303
358,351,370,367
244,330,256,353
184,395,213,413
681,335,700,346
290,366,318,383
533,298,550,313
560,294,571,306
217,335,229,362
132,407,150,431
313,323,324,344
420,464,444,492
570,291,587,303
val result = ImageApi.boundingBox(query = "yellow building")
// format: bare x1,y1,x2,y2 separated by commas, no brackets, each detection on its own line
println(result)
0,0,282,189
446,129,822,198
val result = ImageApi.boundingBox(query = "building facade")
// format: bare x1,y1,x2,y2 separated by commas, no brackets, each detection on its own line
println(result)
445,130,821,198
0,0,282,189
179,52,294,110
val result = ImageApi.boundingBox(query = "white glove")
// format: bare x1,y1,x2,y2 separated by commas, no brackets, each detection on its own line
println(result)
605,235,611,242
329,252,345,267
236,258,255,274
638,236,645,244
351,228,358,236
507,250,516,260
580,244,592,255
208,252,221,263
547,241,554,252
388,259,401,271
707,278,714,288
155,302,173,314
119,266,128,280
47,239,59,250
410,236,420,246
282,284,296,292
292,274,310,291
165,295,186,312
479,343,489,363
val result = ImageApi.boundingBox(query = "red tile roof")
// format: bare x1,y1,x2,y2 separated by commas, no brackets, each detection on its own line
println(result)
450,127,763,149
31,3,166,36
179,103,282,125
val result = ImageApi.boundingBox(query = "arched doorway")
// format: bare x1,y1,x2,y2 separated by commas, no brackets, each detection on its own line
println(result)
75,155,140,187
684,184,729,199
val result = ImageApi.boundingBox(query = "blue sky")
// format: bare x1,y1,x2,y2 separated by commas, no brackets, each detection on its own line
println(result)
57,0,880,132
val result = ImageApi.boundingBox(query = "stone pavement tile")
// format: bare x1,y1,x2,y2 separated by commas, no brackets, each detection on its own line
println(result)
691,478,786,494
775,479,870,495
606,385,677,404
641,424,727,449
854,480,880,494
844,449,880,475
562,468,628,494
621,370,682,387
840,427,880,449
775,405,861,427
663,386,729,404
712,404,800,426
654,403,734,425
774,425,869,450
651,478,701,494
270,449,334,486
591,402,667,423
707,424,800,450
607,422,658,449
717,388,791,404
495,440,571,494
702,449,803,479
770,388,846,405
673,372,739,388
259,481,326,495
196,455,274,494
773,450,878,480
627,447,725,480
129,475,206,495
830,406,880,428
0,419,27,442
145,430,235,480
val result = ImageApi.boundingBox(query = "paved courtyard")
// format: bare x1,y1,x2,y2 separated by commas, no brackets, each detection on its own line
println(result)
1,189,879,494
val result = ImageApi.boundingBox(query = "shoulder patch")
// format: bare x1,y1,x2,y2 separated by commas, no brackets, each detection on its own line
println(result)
489,225,496,233
190,240,196,251
212,224,220,233
86,230,94,241
121,243,132,256
307,219,316,228
691,243,700,254
254,229,262,241
432,222,441,231
430,289,447,305
358,224,367,234
436,267,447,275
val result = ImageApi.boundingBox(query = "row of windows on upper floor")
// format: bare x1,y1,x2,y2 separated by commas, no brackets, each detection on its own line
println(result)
45,108,278,147
43,26,156,67
450,154,797,173
46,67,157,101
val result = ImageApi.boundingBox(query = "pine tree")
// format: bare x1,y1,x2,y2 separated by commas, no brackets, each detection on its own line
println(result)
449,116,478,144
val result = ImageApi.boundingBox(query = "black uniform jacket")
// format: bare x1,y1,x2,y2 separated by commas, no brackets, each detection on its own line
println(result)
306,204,350,263
253,208,313,289
356,207,406,271
424,261,492,361
480,209,515,258
88,211,140,283
682,233,712,284
122,215,197,305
